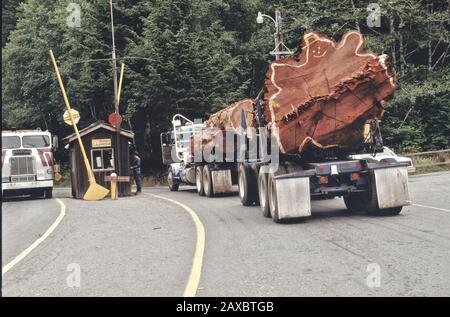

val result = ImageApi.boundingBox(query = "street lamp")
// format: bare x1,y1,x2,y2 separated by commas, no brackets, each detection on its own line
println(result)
256,10,293,60
257,11,275,27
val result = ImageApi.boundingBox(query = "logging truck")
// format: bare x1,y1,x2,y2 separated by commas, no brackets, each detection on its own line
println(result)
159,31,411,223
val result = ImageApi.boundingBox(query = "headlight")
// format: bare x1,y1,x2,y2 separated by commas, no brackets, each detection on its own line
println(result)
47,168,54,174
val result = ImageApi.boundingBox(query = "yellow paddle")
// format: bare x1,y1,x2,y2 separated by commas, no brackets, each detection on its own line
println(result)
49,50,109,201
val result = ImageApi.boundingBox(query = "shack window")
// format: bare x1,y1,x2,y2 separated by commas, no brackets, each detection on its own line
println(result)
91,148,115,171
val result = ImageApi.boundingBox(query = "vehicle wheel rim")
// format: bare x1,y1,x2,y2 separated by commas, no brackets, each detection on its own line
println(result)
203,170,209,195
259,177,266,209
196,169,202,192
269,179,276,213
239,173,245,199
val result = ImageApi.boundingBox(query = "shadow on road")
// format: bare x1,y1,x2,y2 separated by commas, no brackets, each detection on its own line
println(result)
177,188,239,197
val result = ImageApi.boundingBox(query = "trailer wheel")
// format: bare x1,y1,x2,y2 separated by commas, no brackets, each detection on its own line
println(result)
258,170,270,218
344,174,403,216
343,194,366,212
196,166,204,196
268,173,280,223
267,167,287,223
379,206,403,216
168,169,179,192
202,165,214,197
238,164,259,206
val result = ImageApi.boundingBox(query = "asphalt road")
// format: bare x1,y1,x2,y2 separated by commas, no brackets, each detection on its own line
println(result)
2,172,450,296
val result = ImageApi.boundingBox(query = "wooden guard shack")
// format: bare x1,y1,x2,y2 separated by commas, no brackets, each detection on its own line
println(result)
64,121,134,199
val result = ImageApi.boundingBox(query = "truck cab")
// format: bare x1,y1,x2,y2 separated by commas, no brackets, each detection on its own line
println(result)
2,129,58,198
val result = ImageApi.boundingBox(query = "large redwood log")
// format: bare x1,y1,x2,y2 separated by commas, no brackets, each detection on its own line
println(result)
194,30,395,156
195,99,255,154
262,30,395,154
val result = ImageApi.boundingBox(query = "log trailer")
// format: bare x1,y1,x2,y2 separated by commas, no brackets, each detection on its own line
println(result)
160,31,411,223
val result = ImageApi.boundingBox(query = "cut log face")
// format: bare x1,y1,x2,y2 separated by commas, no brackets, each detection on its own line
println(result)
262,31,395,154
192,30,396,159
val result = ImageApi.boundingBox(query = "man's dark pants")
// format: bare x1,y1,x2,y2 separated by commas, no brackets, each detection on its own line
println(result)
134,170,142,193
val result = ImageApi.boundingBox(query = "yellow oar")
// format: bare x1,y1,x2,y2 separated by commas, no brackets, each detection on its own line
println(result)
49,50,109,201
117,63,125,105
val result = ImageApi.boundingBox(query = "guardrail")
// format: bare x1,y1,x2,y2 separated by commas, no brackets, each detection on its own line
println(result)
403,149,450,157
403,149,450,169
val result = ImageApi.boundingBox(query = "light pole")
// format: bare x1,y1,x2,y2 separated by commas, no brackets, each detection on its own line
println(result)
110,0,121,174
257,10,293,60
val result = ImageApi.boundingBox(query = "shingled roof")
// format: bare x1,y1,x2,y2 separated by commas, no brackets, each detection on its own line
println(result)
63,121,134,143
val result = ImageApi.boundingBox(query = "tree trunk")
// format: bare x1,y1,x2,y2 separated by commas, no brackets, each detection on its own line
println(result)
389,16,397,73
399,31,406,74
350,0,360,32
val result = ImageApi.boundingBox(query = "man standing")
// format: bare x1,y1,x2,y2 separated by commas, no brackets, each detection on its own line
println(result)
130,151,142,195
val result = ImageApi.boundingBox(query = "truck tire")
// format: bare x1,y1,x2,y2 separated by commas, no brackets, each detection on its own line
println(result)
196,166,204,196
344,185,378,213
379,206,403,216
268,172,280,223
344,173,403,216
45,188,53,199
202,165,214,197
258,170,270,218
267,167,287,223
168,169,179,191
343,194,366,212
238,164,259,206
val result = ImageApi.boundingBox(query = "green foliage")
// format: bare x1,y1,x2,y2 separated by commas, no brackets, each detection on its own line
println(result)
2,0,449,173
1,0,24,47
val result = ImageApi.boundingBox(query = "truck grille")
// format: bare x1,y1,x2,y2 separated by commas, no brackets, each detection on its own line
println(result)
11,175,36,183
12,149,32,156
10,156,35,176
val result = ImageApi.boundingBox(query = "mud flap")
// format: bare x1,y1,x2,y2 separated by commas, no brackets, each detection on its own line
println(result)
373,166,410,209
212,170,233,194
275,174,312,219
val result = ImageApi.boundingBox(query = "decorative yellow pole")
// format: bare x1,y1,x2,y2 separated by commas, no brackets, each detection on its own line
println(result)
49,49,109,201
117,63,125,105
110,173,118,200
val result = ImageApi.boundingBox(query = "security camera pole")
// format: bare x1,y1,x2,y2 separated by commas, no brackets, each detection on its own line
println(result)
257,10,293,60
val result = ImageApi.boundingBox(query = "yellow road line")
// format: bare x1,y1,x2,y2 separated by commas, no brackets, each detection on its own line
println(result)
2,198,66,276
148,193,205,297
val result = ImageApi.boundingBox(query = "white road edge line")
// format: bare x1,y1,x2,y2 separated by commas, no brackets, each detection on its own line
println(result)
2,198,66,276
412,203,450,213
148,193,205,297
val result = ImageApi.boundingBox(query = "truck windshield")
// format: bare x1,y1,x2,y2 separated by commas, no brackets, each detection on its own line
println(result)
2,136,21,149
22,135,51,148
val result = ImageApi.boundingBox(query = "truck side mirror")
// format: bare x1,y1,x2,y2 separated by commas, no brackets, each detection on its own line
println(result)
52,136,59,149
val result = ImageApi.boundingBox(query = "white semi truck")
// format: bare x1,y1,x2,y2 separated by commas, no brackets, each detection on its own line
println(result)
2,129,58,198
